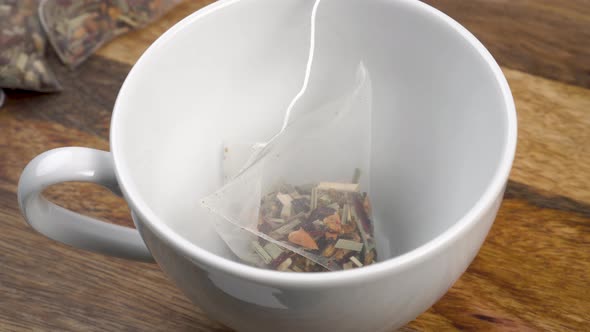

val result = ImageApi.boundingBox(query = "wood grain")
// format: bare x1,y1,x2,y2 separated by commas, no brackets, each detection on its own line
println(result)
0,190,226,332
1,1,589,331
426,183,590,331
423,0,590,88
504,68,590,204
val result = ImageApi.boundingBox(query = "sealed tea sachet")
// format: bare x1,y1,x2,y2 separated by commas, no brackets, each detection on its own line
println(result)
204,66,375,272
39,0,182,67
202,0,377,272
219,144,377,272
0,0,61,92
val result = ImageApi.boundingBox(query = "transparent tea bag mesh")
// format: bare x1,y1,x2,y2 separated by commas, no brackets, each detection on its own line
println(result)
202,0,375,271
39,0,183,68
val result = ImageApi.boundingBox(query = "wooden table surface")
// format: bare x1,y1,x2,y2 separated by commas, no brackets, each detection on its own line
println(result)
1,1,589,331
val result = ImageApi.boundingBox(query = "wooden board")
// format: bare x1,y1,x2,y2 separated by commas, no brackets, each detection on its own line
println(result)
1,1,589,331
423,0,590,89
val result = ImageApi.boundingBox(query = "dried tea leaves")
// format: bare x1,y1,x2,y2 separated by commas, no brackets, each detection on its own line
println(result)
39,0,182,67
252,181,377,272
0,0,182,90
0,0,61,92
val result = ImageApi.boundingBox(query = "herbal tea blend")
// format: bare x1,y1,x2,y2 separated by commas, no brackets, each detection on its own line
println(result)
0,0,61,92
39,0,182,67
201,0,378,272
202,59,374,272
252,181,376,272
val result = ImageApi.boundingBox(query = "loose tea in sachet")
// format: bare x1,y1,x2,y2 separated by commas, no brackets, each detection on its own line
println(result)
202,60,375,272
0,0,61,92
39,0,183,68
201,0,378,272
250,180,377,272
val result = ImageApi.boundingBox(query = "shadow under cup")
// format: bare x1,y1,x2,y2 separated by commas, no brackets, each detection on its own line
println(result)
114,0,510,268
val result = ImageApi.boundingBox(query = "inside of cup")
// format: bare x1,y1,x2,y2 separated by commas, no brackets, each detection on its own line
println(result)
114,0,509,262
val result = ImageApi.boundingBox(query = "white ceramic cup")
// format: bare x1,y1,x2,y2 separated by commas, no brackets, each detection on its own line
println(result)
18,0,517,331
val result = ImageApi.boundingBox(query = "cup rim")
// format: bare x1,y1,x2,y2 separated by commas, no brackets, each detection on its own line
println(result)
111,0,517,287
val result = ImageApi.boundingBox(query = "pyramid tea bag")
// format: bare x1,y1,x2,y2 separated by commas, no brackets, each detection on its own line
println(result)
201,0,377,272
0,0,61,92
39,0,182,67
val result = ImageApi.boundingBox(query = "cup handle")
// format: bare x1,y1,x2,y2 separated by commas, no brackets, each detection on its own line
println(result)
18,147,154,262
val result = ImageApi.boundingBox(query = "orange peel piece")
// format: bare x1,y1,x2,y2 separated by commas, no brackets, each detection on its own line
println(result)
288,228,319,250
